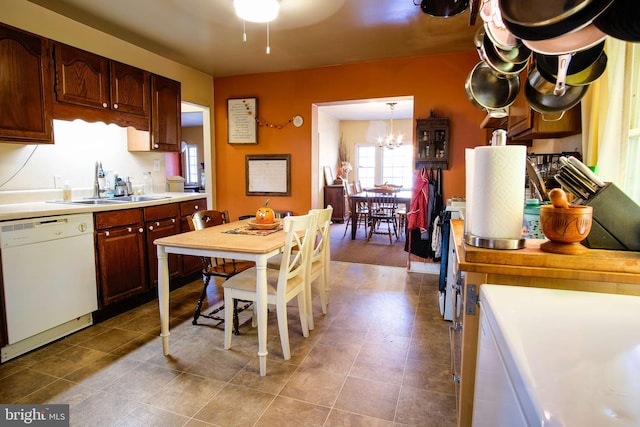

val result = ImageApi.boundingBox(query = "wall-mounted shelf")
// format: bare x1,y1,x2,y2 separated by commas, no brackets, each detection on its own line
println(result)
415,116,449,170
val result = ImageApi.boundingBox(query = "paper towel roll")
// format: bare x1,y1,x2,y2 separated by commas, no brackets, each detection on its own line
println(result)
469,145,526,240
465,148,475,237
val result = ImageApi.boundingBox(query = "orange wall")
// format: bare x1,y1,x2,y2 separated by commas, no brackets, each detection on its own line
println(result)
213,51,487,219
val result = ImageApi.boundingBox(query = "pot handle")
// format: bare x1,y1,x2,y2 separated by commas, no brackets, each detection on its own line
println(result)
554,54,572,97
541,111,566,122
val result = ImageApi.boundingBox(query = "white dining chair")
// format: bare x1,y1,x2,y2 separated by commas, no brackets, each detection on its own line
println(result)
306,206,333,330
222,213,315,360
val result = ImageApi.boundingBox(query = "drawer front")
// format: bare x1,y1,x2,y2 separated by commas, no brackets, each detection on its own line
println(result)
143,203,179,222
94,208,143,229
179,198,206,217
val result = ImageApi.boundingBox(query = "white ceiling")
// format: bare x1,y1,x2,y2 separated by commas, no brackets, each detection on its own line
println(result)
26,0,480,123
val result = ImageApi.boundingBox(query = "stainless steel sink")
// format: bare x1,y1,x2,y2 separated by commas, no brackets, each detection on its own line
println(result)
48,195,170,205
111,195,170,202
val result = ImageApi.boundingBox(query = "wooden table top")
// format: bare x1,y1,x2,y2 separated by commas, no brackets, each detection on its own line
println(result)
154,219,287,254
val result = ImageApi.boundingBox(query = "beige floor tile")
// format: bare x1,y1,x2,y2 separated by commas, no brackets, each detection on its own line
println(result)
325,409,395,427
145,372,226,417
395,386,457,426
193,383,275,427
334,376,400,421
255,395,331,427
0,368,58,403
301,343,359,376
280,366,346,406
113,404,191,427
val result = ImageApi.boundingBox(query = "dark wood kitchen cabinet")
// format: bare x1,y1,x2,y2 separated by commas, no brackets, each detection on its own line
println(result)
415,116,450,170
94,209,147,307
150,74,181,152
179,198,207,275
144,204,181,289
52,42,150,130
324,185,347,222
0,24,53,144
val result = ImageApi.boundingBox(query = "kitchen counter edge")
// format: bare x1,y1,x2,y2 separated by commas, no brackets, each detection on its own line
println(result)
0,193,208,222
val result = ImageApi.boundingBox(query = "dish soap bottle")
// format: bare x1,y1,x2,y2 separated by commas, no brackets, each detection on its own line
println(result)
143,172,154,194
62,181,72,201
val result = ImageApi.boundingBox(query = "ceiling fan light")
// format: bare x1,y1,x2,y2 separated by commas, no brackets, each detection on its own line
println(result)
234,0,280,23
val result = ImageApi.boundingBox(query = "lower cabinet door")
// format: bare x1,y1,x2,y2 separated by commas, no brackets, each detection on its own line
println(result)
145,217,181,289
96,226,147,306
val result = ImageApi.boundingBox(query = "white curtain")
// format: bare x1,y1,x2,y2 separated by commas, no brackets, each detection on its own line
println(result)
581,39,640,203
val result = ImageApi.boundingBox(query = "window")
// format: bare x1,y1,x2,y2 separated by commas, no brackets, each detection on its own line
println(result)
356,144,413,188
183,143,199,185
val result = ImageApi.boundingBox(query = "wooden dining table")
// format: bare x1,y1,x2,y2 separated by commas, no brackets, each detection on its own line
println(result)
154,219,287,376
349,189,412,240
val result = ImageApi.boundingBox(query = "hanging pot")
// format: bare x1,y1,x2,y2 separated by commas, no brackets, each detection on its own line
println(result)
500,0,614,41
522,24,607,55
474,27,528,78
465,61,520,110
420,0,470,17
534,41,607,86
525,74,588,116
594,0,640,41
493,38,532,64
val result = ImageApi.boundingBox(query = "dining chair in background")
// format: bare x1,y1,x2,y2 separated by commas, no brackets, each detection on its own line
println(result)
366,189,398,244
187,210,254,334
222,213,315,360
306,205,333,330
342,180,368,238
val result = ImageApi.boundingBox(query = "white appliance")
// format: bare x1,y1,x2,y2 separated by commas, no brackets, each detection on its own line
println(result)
1,213,98,362
439,204,463,321
473,285,640,427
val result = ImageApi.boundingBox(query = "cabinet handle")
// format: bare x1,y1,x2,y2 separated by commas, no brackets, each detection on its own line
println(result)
194,205,199,210
148,225,154,231
105,231,110,237
139,228,144,233
102,102,108,108
171,218,176,223
127,227,132,232
113,103,119,109
153,143,159,149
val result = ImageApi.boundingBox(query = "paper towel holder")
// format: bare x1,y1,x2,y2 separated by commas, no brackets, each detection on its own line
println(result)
464,233,525,250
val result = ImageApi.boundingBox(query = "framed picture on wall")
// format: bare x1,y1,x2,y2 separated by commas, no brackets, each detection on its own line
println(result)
246,154,291,196
227,97,258,144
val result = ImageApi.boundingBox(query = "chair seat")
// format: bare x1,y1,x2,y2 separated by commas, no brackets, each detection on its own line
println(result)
222,267,305,296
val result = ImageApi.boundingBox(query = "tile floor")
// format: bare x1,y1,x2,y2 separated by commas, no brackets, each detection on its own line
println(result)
0,261,456,426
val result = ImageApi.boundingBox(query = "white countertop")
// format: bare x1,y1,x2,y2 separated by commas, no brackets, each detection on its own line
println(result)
480,285,640,427
0,192,207,221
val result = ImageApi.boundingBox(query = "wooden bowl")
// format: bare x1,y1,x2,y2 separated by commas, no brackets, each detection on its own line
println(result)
539,205,593,254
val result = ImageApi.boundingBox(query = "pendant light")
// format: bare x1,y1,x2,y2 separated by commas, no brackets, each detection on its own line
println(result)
377,102,404,149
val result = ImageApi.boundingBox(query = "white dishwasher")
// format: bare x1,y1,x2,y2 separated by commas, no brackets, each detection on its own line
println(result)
1,213,98,362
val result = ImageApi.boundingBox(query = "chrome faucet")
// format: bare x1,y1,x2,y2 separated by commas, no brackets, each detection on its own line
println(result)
93,161,105,198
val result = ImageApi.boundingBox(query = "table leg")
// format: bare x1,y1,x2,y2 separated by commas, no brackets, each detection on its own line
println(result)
157,245,170,355
255,257,269,376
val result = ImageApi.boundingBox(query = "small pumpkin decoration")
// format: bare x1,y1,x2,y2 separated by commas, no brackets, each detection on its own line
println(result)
255,199,275,224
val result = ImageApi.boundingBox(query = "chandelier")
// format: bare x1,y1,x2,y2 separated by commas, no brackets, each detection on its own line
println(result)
234,0,280,54
377,102,404,149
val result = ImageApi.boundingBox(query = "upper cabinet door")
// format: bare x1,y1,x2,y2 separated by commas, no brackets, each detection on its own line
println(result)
53,43,109,110
0,24,53,144
110,61,149,117
151,74,181,152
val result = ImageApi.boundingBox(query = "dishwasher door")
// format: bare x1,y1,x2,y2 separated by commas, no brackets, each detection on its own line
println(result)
1,213,98,348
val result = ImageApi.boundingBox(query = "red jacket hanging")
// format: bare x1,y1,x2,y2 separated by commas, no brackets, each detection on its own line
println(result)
407,167,430,233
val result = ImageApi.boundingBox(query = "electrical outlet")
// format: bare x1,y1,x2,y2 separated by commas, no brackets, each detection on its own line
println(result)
153,160,161,172
54,175,63,189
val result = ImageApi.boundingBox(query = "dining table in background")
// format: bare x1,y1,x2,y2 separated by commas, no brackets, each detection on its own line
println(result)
349,189,412,240
154,219,287,376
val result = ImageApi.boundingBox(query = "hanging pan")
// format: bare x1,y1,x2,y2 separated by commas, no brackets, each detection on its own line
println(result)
594,0,640,42
465,61,520,111
524,76,588,118
420,0,470,17
522,24,607,56
535,41,607,87
474,27,528,78
500,0,614,41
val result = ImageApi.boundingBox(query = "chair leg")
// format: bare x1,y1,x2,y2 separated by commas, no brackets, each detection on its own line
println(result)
232,299,240,335
276,303,291,360
223,290,234,350
192,274,211,325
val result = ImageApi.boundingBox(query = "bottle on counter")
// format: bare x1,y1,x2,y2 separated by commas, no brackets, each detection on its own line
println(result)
143,172,154,194
62,181,72,201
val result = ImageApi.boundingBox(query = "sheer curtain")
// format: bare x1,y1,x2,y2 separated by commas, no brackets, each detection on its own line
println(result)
581,38,640,203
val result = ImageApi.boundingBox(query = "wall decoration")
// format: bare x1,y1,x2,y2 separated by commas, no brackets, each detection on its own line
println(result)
323,166,334,186
246,154,291,196
228,97,258,144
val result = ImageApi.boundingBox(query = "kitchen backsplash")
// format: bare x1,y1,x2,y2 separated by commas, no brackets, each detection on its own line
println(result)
0,119,167,203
